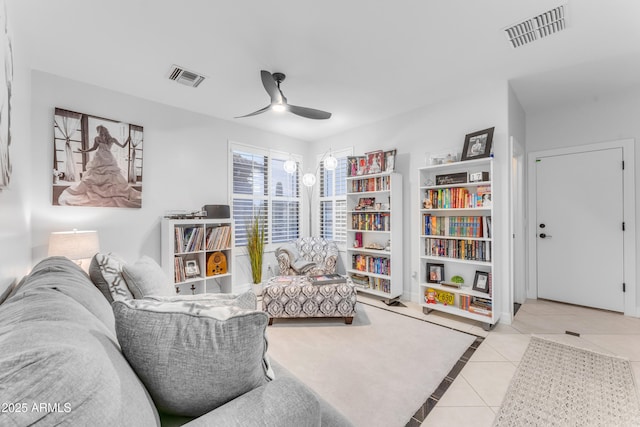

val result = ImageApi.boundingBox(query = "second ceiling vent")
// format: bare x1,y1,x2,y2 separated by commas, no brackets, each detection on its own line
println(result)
504,4,567,48
167,65,206,88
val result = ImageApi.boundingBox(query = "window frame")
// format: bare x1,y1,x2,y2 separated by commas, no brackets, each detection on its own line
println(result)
229,141,303,252
316,147,352,246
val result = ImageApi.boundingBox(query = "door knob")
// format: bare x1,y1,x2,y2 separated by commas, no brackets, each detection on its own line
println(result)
539,233,552,239
539,223,546,228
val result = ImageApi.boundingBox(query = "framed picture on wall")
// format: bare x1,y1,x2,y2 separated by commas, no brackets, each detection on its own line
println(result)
52,108,144,208
461,127,494,161
0,7,14,192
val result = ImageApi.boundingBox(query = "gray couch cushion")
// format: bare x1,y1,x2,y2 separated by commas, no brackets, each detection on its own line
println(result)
122,256,174,298
144,291,257,310
0,257,159,426
89,252,134,302
16,256,116,330
113,298,274,417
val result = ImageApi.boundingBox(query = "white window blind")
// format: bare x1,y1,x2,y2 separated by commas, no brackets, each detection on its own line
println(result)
231,144,301,247
319,150,350,243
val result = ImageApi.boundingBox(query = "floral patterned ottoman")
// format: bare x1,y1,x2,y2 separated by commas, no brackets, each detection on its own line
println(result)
262,276,357,325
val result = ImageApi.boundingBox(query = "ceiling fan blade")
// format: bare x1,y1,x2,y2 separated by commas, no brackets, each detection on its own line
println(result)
261,70,283,104
288,104,332,120
235,105,271,118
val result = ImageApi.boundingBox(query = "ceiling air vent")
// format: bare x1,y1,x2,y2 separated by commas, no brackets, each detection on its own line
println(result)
167,65,206,88
504,4,567,48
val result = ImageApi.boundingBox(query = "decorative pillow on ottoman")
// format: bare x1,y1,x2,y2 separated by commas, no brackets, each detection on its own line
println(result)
121,256,174,298
112,299,274,417
89,253,134,302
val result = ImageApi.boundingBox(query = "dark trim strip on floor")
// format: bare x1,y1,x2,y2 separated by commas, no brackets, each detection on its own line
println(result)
405,336,484,426
355,300,486,426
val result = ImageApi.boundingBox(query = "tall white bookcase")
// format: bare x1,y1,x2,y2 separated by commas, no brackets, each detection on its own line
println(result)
161,218,234,295
418,158,499,328
346,172,403,301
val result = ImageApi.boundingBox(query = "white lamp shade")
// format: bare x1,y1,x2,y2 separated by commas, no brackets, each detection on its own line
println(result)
283,159,297,174
48,230,100,260
324,154,338,171
302,173,317,187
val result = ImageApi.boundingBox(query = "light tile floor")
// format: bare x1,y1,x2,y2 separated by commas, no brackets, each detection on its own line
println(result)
356,295,640,427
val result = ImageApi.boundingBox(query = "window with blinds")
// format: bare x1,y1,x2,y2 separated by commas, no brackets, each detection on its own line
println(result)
319,152,349,244
231,145,301,247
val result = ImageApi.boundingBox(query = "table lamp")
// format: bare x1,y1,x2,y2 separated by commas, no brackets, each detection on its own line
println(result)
48,229,100,271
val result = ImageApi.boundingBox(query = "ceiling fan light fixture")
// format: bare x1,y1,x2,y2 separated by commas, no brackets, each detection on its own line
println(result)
236,70,331,120
272,103,287,113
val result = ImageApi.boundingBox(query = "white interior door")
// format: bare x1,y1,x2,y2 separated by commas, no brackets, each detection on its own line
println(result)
535,148,624,312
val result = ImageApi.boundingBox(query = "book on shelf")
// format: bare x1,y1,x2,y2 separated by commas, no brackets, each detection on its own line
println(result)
205,225,231,250
483,216,492,238
175,226,204,253
309,274,348,285
423,186,492,209
349,273,370,288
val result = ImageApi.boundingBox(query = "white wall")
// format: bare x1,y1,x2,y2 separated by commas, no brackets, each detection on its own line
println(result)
526,84,640,310
507,84,527,311
0,1,31,298
312,82,510,319
29,71,310,290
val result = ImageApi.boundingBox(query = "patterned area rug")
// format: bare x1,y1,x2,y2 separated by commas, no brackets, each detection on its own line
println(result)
493,336,640,427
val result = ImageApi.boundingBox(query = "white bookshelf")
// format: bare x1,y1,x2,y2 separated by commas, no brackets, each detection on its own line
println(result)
161,218,234,295
417,158,499,328
346,172,403,301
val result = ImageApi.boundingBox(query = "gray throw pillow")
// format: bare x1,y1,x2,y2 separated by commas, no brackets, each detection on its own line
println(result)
113,299,274,417
122,256,174,298
89,253,134,302
291,258,316,274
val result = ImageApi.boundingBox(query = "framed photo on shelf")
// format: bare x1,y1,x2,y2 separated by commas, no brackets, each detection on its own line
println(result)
347,156,359,177
185,260,200,278
461,127,494,161
426,263,445,283
356,197,376,210
356,156,367,175
365,150,384,174
384,149,397,172
472,271,490,293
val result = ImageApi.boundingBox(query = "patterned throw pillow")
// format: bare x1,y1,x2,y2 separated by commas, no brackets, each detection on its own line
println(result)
89,253,134,302
121,256,174,298
112,298,274,417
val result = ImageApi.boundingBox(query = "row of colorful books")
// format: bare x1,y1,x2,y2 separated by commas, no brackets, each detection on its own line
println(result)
206,225,231,251
422,215,489,238
349,175,391,193
425,238,492,262
424,185,491,209
351,212,391,231
458,295,492,316
175,226,204,253
352,254,391,275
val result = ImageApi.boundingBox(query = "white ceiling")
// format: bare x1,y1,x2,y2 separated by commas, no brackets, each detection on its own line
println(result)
10,0,640,141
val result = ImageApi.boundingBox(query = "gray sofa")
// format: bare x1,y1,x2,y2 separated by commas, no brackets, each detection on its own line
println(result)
0,257,352,426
